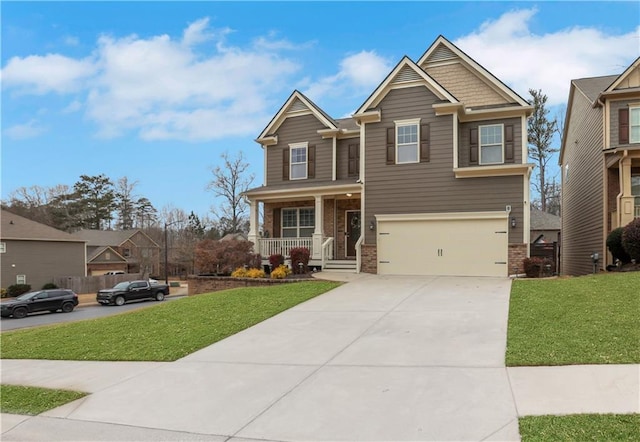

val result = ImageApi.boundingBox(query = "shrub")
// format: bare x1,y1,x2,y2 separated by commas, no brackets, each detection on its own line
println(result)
195,239,254,275
246,268,266,278
622,218,640,262
1,288,7,298
270,264,292,279
231,267,248,278
290,247,310,274
607,227,631,264
269,254,285,269
7,284,31,297
248,253,262,270
523,257,544,278
41,283,58,290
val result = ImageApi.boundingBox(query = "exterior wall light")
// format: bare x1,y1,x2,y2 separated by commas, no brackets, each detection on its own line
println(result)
369,221,375,231
511,217,516,228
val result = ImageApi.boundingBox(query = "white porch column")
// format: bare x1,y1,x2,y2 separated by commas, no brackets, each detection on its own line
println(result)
312,195,323,259
247,199,260,254
619,155,635,227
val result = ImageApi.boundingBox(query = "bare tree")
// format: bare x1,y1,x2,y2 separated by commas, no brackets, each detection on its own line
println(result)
528,89,559,213
115,177,139,230
207,151,254,235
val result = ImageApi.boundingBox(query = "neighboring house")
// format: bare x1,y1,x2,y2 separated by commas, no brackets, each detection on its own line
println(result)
72,229,161,276
244,36,533,277
0,209,86,290
530,208,561,244
560,57,640,275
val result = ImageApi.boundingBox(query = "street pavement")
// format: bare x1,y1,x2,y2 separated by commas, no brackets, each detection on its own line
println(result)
1,274,638,441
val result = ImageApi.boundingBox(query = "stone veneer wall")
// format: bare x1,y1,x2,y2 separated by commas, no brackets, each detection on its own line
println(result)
360,244,377,274
508,243,528,275
188,276,306,296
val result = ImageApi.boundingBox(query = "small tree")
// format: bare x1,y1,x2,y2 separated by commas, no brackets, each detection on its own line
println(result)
606,227,631,264
622,218,640,262
194,239,254,275
290,247,310,274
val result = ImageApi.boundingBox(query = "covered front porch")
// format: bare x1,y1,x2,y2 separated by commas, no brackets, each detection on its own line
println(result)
245,183,363,271
606,150,640,234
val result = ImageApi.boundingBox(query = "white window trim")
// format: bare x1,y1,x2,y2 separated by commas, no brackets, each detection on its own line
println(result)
16,275,26,284
281,207,315,237
479,123,504,165
289,142,308,180
0,242,5,253
630,106,640,144
395,118,420,164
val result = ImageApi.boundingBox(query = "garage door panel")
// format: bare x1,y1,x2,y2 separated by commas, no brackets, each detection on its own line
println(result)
377,215,508,277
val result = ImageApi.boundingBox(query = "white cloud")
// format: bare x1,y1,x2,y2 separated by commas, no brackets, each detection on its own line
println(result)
454,8,640,106
1,53,96,94
304,50,392,102
4,120,48,139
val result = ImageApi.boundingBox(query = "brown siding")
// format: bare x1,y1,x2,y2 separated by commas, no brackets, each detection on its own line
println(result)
458,119,523,167
266,115,333,186
561,89,604,275
0,240,86,290
336,138,358,180
363,86,525,245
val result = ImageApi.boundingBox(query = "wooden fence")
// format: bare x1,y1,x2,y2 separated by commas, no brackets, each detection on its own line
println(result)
53,274,143,295
530,242,559,275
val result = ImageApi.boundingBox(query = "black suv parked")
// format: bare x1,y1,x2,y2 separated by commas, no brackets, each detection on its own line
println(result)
0,289,79,319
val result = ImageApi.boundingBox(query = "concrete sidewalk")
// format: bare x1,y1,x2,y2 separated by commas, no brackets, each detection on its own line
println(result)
2,274,638,441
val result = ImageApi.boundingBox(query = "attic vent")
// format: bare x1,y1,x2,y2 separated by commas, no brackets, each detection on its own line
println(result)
393,66,422,84
288,98,308,113
428,45,456,63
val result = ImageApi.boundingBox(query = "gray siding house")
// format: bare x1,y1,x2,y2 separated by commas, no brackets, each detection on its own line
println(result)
0,209,86,290
560,57,640,275
245,36,533,277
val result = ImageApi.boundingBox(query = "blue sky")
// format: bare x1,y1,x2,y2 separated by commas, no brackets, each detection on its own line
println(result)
2,1,639,221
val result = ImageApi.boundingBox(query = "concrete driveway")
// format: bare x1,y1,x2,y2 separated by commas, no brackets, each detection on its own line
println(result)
2,275,519,441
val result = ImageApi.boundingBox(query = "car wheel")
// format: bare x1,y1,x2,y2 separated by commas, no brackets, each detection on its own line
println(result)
13,307,27,319
155,292,165,301
114,296,125,306
61,302,74,313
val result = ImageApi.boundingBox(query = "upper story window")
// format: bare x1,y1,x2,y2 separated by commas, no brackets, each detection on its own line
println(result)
123,248,131,257
0,242,5,253
395,119,420,164
479,124,504,165
282,208,314,237
630,107,640,144
290,143,308,180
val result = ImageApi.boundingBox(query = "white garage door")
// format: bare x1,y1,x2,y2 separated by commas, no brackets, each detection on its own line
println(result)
377,212,509,277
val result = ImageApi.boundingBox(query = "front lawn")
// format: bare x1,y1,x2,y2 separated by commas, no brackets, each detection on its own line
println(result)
506,272,640,366
519,413,640,441
1,281,340,361
0,385,86,415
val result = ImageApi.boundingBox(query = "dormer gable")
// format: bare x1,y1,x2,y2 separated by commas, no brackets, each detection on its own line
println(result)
257,90,338,146
596,57,640,105
353,56,458,119
418,35,529,109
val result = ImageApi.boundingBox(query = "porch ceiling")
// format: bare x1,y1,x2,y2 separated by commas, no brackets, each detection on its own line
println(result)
245,180,362,201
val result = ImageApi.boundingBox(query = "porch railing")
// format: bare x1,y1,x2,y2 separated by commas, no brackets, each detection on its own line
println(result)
321,237,334,268
258,237,313,258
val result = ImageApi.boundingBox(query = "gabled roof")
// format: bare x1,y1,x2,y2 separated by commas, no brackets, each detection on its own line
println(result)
417,35,530,107
87,245,126,263
0,209,85,243
73,229,160,248
573,75,618,103
354,56,458,116
257,90,338,143
603,56,640,93
530,208,561,231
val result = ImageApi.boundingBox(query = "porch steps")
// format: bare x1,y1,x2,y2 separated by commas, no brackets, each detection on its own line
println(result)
323,260,357,273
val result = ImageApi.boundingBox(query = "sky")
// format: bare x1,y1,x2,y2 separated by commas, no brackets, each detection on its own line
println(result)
2,1,639,221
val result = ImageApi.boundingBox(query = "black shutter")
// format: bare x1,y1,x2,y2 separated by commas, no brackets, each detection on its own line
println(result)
273,209,281,238
386,127,395,164
470,128,478,164
348,144,360,176
307,145,315,178
420,123,430,162
504,125,514,162
620,108,629,144
282,148,290,180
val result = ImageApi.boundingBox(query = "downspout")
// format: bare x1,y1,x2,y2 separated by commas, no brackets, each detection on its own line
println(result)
332,135,337,181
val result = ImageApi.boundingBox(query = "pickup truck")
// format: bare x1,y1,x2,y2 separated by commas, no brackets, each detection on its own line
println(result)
96,280,170,306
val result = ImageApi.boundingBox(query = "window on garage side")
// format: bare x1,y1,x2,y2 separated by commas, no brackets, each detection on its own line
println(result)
16,275,26,284
479,124,504,165
282,208,315,237
395,120,419,164
0,242,5,253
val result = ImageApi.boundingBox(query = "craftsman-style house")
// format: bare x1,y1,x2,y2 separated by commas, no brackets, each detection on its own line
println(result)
560,57,640,275
244,35,533,276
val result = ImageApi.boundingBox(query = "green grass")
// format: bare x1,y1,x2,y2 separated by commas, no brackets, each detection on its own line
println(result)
519,414,640,441
1,281,340,361
506,272,640,366
0,385,87,415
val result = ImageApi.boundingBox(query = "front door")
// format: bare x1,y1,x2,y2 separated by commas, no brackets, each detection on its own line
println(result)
346,210,361,258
